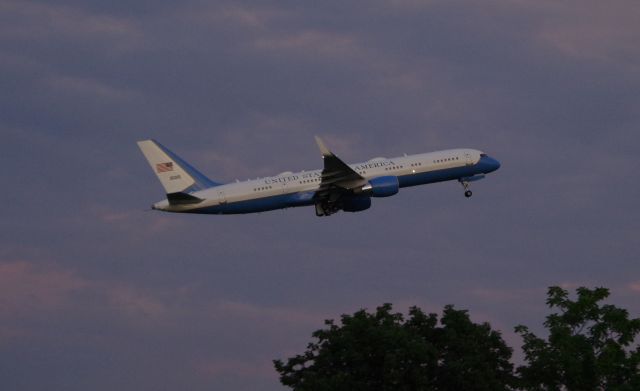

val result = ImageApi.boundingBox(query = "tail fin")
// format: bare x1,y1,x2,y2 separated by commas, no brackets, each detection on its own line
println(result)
137,139,220,194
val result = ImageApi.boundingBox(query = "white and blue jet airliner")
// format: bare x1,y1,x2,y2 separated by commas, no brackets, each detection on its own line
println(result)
138,137,500,216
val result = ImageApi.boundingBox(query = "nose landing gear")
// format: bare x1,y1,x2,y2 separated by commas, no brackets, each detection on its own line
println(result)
459,179,473,198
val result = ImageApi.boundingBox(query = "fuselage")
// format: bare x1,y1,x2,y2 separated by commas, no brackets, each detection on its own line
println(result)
152,148,500,214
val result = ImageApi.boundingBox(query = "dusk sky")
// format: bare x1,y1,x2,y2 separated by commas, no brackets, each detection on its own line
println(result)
2,1,639,390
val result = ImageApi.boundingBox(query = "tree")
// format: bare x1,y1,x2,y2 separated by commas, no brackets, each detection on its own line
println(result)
274,303,515,391
515,286,640,391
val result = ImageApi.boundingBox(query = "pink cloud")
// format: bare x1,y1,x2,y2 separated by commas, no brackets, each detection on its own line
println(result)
254,30,359,58
215,300,328,327
106,285,167,318
470,288,525,302
387,0,438,8
100,211,133,223
628,282,640,293
0,1,143,55
468,286,549,305
558,281,584,290
0,259,171,335
196,358,276,379
533,1,640,68
194,147,262,179
84,204,182,236
0,260,88,315
183,4,287,30
47,75,139,101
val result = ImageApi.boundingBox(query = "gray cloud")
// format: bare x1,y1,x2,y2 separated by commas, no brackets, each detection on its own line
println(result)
2,1,640,390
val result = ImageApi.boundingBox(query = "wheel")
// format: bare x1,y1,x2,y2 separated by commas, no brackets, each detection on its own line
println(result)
464,190,472,198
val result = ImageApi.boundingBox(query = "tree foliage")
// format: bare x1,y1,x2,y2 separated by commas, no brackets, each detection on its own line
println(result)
274,303,515,391
515,286,640,391
275,287,640,390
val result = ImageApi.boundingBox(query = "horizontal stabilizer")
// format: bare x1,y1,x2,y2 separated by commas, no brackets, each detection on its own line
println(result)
167,192,203,205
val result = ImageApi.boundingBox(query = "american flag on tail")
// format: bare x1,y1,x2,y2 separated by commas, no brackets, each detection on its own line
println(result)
156,162,174,173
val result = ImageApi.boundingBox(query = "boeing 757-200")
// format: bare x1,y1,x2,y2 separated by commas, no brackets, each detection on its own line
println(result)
137,137,500,216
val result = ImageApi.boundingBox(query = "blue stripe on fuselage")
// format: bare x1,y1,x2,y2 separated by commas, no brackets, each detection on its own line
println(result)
186,191,316,214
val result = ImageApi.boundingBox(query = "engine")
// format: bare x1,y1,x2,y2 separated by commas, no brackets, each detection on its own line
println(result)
363,176,399,197
342,196,372,212
315,176,399,216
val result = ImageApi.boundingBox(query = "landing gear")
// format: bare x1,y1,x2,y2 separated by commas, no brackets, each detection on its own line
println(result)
459,179,473,198
315,202,339,216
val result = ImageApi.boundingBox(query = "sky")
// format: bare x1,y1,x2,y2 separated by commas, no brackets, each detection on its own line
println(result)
1,0,639,390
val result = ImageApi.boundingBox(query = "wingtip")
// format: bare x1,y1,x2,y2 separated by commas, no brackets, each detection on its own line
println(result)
136,139,156,146
314,135,331,156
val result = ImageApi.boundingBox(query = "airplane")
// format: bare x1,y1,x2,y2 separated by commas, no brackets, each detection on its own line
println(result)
137,137,500,216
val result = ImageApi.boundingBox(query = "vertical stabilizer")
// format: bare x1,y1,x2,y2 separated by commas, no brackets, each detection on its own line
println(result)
137,140,219,194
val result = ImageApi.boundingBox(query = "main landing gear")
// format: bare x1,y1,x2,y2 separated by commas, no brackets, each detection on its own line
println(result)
459,179,473,198
315,202,339,216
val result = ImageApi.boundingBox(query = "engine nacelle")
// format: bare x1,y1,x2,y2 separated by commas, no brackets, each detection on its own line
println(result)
342,196,372,212
362,176,399,197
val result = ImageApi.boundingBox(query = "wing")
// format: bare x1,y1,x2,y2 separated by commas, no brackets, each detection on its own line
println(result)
314,136,367,194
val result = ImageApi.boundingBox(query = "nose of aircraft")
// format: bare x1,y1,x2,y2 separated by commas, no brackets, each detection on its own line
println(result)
479,155,501,173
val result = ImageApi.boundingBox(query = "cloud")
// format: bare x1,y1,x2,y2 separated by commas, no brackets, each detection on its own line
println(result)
0,1,142,47
533,0,640,69
106,284,167,318
85,204,184,239
0,260,170,336
386,0,438,8
2,1,640,390
0,260,86,345
214,299,328,328
196,358,275,378
46,75,139,101
0,260,88,315
628,282,640,293
254,30,360,58
469,287,538,303
182,3,287,30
